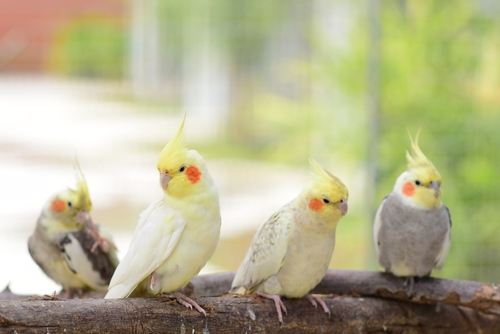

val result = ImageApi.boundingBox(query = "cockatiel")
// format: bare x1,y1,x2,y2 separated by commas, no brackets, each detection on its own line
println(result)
105,117,221,316
231,159,348,324
374,131,451,295
28,170,119,298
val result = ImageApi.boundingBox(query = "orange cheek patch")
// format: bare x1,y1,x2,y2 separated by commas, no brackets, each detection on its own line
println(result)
186,166,201,184
308,198,323,212
402,182,415,197
51,199,66,213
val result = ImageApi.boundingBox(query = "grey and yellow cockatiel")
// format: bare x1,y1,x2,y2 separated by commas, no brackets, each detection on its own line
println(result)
28,170,119,298
231,159,349,324
374,131,451,294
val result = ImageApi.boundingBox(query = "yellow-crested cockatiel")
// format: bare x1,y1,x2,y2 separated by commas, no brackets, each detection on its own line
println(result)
105,117,221,315
231,159,348,324
28,169,119,298
374,131,451,295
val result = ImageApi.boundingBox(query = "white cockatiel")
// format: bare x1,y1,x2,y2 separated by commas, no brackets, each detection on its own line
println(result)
374,131,451,294
28,170,119,298
231,159,349,324
105,117,221,315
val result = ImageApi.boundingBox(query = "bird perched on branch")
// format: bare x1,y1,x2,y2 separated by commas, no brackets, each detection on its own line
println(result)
374,131,451,295
231,159,349,324
105,117,221,316
28,168,119,298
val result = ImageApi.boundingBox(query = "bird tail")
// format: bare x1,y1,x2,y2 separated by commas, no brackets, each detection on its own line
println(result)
104,283,135,299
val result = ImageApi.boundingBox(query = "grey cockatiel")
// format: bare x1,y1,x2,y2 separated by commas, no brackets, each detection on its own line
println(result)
28,172,119,298
374,132,451,294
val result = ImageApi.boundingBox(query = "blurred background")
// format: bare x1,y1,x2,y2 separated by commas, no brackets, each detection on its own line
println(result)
1,0,500,295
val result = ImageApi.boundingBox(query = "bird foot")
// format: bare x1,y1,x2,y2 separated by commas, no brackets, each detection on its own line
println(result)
64,288,83,299
84,215,117,253
305,294,331,317
162,292,207,316
256,292,287,324
403,276,415,297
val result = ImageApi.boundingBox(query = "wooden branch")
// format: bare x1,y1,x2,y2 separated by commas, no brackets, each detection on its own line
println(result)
1,270,500,332
1,294,499,333
189,270,500,316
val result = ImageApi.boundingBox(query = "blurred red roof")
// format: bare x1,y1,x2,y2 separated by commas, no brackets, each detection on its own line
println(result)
0,0,126,71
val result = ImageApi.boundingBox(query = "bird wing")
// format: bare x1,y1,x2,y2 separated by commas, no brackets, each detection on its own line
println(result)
435,205,452,269
231,207,293,293
105,196,185,298
373,195,388,256
59,228,118,290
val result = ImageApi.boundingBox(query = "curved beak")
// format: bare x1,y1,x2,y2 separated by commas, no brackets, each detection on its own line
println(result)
430,181,439,197
160,170,172,191
76,210,90,225
337,198,348,216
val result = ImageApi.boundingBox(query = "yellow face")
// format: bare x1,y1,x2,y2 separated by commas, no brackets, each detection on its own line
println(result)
158,151,205,198
305,182,349,226
45,187,92,232
400,168,442,209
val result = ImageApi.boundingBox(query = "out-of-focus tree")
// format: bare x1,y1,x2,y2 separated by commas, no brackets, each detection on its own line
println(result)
316,0,500,281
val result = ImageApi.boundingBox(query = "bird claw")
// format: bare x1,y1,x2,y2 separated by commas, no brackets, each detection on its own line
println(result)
162,292,207,316
257,292,286,324
305,294,331,317
404,276,415,298
86,225,117,254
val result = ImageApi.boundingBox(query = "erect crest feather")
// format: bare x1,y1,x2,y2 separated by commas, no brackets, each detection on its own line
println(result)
405,129,437,172
157,115,188,171
74,162,92,211
309,158,348,195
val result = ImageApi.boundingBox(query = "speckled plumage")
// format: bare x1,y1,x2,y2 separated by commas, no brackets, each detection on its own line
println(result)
231,159,349,322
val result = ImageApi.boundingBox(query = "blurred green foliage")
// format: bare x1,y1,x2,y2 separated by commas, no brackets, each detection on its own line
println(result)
322,0,500,282
50,18,126,78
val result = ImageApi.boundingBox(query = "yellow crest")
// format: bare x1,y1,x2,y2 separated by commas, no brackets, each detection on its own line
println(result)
405,129,438,172
74,162,92,211
157,115,188,172
309,158,348,194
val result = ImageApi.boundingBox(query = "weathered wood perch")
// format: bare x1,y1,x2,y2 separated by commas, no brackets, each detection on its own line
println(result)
1,270,500,333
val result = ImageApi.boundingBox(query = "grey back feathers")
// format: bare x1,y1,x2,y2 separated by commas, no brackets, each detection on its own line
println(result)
376,193,451,277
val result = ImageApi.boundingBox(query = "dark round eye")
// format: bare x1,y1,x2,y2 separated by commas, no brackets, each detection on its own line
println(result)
415,180,421,186
67,202,72,208
340,199,344,203
323,198,330,204
179,166,186,172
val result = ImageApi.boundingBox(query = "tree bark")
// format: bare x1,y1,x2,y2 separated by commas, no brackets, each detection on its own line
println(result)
1,270,500,333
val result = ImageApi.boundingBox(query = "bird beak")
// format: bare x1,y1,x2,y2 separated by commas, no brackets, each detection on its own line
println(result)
76,210,89,225
160,170,172,190
337,199,348,215
430,181,439,197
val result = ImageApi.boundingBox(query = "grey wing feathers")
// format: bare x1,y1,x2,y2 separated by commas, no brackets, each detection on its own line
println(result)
434,205,452,270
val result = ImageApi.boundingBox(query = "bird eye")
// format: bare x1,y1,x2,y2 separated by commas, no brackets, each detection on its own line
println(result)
415,180,421,186
323,198,330,204
179,166,186,172
67,202,72,208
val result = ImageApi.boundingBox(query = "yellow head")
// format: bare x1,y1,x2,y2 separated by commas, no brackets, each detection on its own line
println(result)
42,169,93,233
157,117,209,198
300,158,349,227
394,130,442,209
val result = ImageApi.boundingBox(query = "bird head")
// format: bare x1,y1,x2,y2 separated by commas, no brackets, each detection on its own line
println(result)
42,169,93,232
394,130,442,209
301,158,349,226
157,117,209,198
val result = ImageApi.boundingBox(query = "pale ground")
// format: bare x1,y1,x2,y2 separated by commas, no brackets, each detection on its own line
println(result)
0,75,310,295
